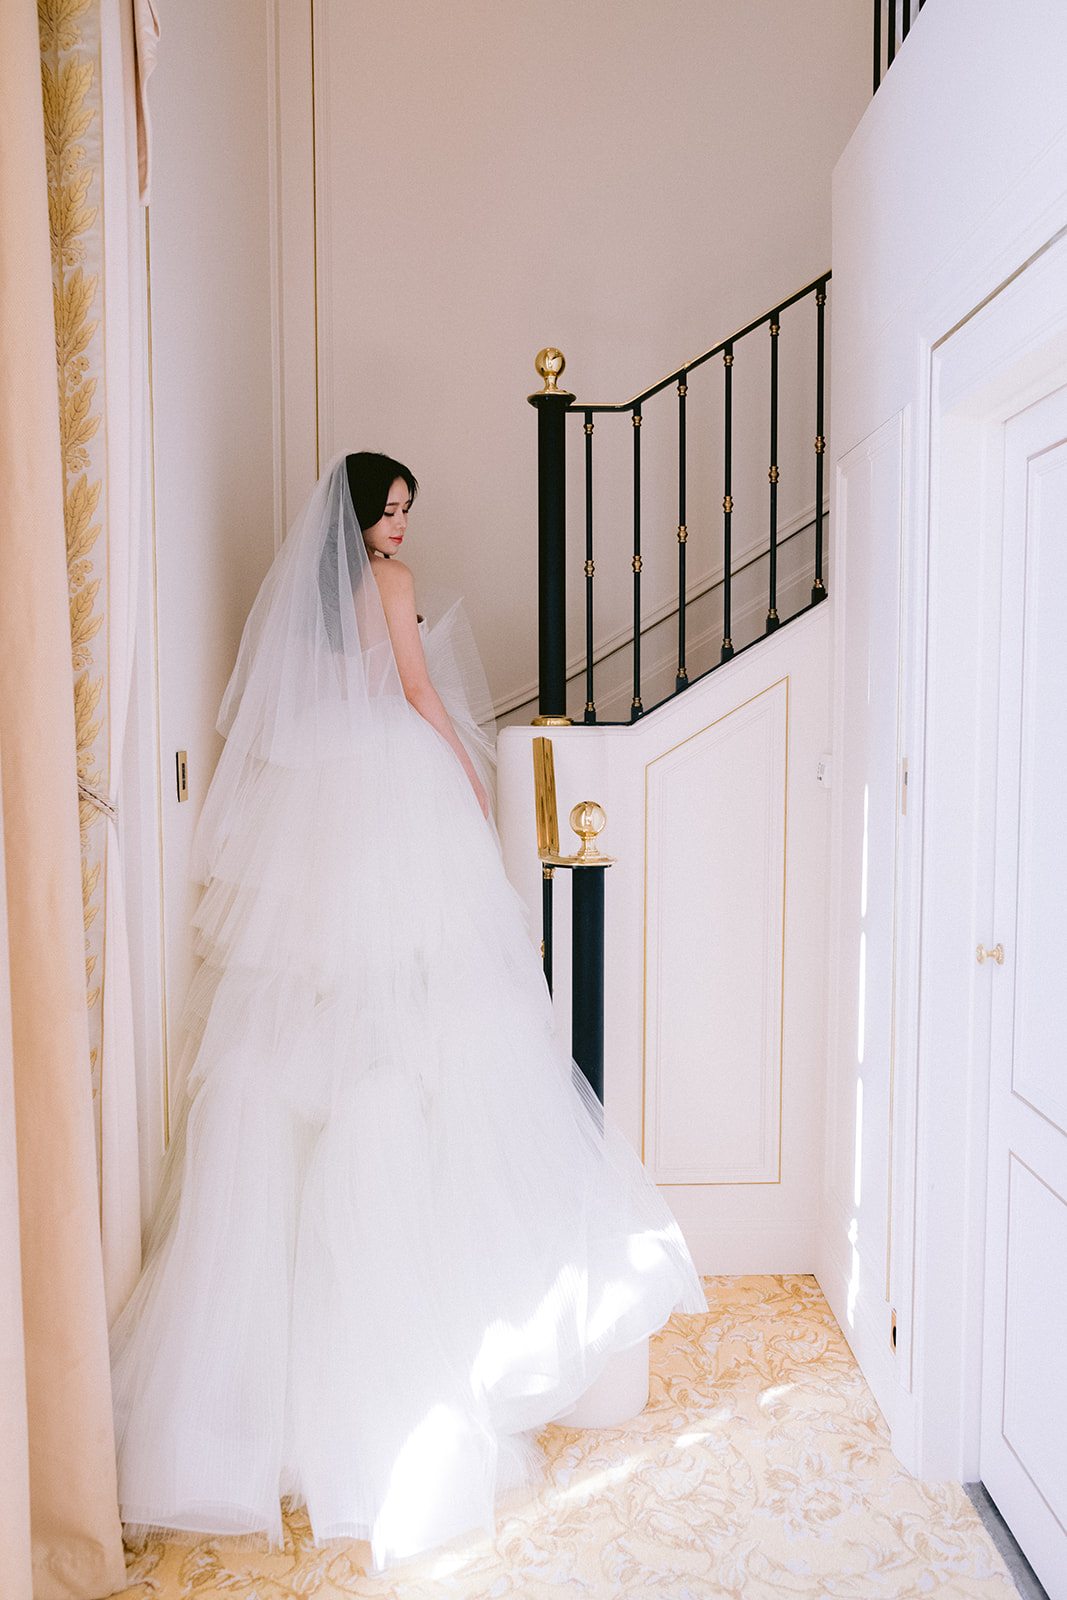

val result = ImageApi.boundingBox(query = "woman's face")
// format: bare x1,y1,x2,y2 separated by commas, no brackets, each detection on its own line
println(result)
362,477,412,558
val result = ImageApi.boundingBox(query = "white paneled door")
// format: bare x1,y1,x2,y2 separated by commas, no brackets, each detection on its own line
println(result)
981,384,1067,1599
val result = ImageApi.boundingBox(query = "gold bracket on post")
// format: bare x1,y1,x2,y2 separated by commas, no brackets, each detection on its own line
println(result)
532,736,560,858
532,736,616,867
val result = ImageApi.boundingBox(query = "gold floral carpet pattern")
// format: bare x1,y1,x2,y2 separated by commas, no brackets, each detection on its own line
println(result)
117,1276,1015,1599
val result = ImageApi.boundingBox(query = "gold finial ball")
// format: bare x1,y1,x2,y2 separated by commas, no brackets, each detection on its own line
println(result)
535,347,567,392
570,801,606,839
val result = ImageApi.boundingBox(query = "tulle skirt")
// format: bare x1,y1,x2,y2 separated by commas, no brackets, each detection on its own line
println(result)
110,634,703,1571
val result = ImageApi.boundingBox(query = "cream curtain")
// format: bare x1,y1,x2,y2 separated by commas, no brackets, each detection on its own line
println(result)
0,0,137,1592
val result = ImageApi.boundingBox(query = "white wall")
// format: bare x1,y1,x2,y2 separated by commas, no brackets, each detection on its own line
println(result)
133,0,276,1188
306,0,868,713
498,603,833,1273
824,0,1067,1473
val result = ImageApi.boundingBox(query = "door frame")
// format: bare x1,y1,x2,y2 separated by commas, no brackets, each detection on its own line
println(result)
897,231,1067,1482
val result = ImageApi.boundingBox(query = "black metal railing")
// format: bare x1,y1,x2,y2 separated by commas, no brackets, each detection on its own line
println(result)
873,0,927,92
529,272,830,725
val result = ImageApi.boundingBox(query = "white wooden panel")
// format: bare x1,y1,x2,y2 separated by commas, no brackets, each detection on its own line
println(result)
1012,433,1067,1135
822,415,903,1380
1001,1157,1067,1533
644,680,787,1185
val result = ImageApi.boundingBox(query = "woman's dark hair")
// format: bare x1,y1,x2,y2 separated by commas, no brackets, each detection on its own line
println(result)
319,452,419,650
344,451,418,532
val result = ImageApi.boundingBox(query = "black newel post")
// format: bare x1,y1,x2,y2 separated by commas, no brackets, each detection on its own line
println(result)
571,864,607,1102
528,349,575,724
535,775,615,1105
562,801,614,1103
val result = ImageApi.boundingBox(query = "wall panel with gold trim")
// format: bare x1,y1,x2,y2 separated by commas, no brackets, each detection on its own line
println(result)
498,602,832,1276
643,682,787,1186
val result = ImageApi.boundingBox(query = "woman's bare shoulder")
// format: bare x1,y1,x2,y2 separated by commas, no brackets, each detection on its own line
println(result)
368,555,414,593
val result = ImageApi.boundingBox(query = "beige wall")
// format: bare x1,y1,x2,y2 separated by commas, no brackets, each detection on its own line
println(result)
138,0,868,1177
311,0,869,711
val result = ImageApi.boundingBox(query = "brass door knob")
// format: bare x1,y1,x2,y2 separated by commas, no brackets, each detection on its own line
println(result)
976,943,1005,966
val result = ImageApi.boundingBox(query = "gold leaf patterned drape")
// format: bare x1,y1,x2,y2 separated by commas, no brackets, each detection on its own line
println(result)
41,0,109,1157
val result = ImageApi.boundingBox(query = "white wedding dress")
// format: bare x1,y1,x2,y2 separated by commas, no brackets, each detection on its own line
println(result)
109,458,704,1571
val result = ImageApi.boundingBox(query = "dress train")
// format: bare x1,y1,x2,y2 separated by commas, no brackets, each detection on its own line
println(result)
110,593,704,1572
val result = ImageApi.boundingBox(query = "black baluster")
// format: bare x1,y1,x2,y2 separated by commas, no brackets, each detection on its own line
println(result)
542,865,554,993
677,377,689,691
874,0,882,92
721,344,735,662
887,0,895,68
631,407,643,719
902,0,911,38
583,413,596,723
812,281,828,604
767,317,781,634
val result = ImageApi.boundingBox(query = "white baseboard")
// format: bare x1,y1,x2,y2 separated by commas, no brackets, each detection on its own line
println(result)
680,1221,817,1278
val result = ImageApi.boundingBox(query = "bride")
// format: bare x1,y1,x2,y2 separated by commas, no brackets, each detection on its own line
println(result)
109,452,704,1572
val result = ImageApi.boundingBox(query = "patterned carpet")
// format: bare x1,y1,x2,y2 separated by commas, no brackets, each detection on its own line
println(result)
117,1276,1015,1599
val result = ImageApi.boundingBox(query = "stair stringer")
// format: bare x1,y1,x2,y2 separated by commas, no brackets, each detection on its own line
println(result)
498,602,834,1274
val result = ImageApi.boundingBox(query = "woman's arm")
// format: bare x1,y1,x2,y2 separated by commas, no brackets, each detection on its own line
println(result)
370,556,489,817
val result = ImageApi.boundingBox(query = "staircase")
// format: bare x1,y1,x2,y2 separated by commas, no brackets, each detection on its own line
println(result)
522,274,829,728
497,277,837,1274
